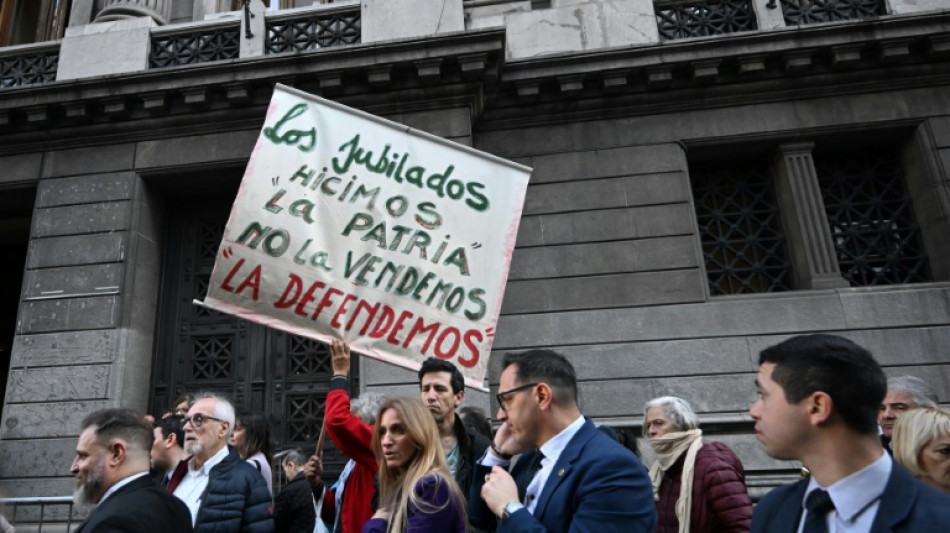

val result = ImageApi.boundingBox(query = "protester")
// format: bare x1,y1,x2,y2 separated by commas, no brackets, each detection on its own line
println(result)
274,449,318,533
174,393,274,533
70,408,193,532
879,375,938,453
306,339,381,533
363,397,467,533
749,334,950,532
232,411,276,495
151,414,190,492
643,396,752,533
892,407,950,494
174,393,195,417
417,357,491,520
471,349,657,532
460,406,493,440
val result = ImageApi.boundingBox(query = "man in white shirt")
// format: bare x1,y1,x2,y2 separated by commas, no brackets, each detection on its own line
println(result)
749,334,950,533
469,349,656,533
70,408,193,533
173,393,273,533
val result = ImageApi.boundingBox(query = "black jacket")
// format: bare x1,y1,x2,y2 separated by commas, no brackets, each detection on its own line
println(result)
75,474,193,533
453,414,490,499
274,472,316,533
194,448,274,533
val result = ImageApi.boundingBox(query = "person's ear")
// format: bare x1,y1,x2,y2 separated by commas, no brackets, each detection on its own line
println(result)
808,392,834,426
109,440,128,466
535,383,554,411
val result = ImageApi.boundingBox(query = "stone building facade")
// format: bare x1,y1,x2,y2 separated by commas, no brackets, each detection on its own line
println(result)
0,0,948,509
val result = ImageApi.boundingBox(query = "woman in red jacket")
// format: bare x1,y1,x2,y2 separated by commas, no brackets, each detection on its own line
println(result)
644,396,753,533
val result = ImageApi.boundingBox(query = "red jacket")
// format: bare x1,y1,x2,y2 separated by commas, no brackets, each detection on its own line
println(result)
655,442,753,533
322,386,378,533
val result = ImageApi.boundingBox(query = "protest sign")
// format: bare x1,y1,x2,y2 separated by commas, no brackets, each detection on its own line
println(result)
196,84,531,390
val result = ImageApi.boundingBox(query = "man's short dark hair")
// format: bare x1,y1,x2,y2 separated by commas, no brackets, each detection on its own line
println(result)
759,334,886,435
81,408,153,454
418,358,464,395
502,349,578,406
155,414,186,450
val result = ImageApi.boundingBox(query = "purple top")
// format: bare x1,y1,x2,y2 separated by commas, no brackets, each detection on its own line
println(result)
362,474,465,533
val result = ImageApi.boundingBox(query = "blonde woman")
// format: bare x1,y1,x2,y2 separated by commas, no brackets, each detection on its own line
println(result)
892,407,950,494
363,397,466,533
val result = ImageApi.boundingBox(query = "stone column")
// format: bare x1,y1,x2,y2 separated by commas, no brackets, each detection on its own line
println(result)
773,142,850,290
94,0,170,25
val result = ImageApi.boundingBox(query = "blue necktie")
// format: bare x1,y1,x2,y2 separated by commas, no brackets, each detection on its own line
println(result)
803,489,835,533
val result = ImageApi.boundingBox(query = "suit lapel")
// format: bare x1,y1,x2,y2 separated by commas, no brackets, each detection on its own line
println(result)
869,464,916,533
531,419,595,520
770,480,807,533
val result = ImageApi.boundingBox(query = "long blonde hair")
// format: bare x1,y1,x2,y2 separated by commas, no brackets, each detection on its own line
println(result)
371,397,465,533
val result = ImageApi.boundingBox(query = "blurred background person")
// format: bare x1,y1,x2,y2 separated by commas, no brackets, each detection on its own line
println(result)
879,375,939,453
274,449,318,533
174,393,196,417
232,411,275,495
892,407,950,494
459,406,492,440
152,414,190,491
644,396,752,533
363,397,466,533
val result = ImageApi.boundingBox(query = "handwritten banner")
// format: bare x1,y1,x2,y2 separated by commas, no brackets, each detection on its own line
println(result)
197,85,531,390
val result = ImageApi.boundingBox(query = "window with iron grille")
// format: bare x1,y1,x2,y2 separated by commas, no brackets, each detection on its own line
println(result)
265,11,360,54
815,148,930,286
691,161,793,296
779,0,886,26
655,0,757,41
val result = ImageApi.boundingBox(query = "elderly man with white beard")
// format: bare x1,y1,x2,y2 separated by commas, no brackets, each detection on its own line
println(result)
70,408,193,533
173,393,273,533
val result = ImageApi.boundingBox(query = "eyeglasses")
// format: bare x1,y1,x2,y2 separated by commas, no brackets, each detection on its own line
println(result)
184,413,226,428
496,383,539,411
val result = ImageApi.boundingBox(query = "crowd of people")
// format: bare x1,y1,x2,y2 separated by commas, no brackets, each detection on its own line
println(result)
57,333,950,533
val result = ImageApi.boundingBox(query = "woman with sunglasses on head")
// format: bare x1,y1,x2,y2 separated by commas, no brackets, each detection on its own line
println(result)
363,397,467,533
231,411,276,496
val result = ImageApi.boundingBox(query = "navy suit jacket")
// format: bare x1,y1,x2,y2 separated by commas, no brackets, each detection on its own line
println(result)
469,418,656,533
75,473,194,533
751,462,950,533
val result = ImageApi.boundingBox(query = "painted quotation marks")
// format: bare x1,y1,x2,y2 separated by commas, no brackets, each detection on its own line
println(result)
222,247,234,259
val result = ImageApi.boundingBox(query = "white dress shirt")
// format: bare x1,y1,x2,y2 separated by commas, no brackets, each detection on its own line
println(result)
173,446,230,525
523,415,584,513
797,451,891,533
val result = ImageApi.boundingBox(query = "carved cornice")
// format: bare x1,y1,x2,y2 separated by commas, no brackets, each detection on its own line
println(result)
0,28,507,151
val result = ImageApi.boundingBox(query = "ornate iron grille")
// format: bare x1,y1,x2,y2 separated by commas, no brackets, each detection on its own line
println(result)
286,394,325,443
815,149,929,286
193,221,225,318
149,28,240,68
265,11,361,54
691,163,793,295
0,52,58,89
190,334,235,380
780,0,885,25
287,336,332,378
655,0,757,41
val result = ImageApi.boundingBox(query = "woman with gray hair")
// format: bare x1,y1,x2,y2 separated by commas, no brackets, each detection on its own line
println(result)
644,396,752,533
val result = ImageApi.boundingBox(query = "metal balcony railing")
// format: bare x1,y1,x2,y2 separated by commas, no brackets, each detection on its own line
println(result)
265,5,361,54
149,20,241,68
655,0,759,41
780,0,887,25
0,43,59,89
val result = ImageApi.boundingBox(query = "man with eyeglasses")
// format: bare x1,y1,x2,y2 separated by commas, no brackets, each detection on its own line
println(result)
173,393,274,533
469,349,656,533
70,408,193,533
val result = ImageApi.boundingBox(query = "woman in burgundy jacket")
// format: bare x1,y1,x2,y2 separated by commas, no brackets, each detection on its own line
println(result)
644,396,753,533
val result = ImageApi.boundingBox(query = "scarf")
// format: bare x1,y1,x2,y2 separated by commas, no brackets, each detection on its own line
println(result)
649,429,703,533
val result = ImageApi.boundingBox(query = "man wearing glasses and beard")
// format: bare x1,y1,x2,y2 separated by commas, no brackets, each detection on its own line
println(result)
173,393,273,533
70,408,193,533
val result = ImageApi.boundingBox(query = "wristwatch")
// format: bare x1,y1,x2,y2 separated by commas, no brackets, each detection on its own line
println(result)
501,502,524,523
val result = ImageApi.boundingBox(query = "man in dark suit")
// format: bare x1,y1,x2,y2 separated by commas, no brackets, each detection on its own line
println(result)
70,408,194,533
749,334,950,533
470,349,656,533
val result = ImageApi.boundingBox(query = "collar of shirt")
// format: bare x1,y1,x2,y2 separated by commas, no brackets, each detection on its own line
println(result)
99,472,149,504
190,445,230,476
803,451,891,522
538,415,585,470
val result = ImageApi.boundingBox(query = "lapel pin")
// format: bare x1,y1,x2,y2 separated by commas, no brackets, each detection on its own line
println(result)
558,468,565,476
